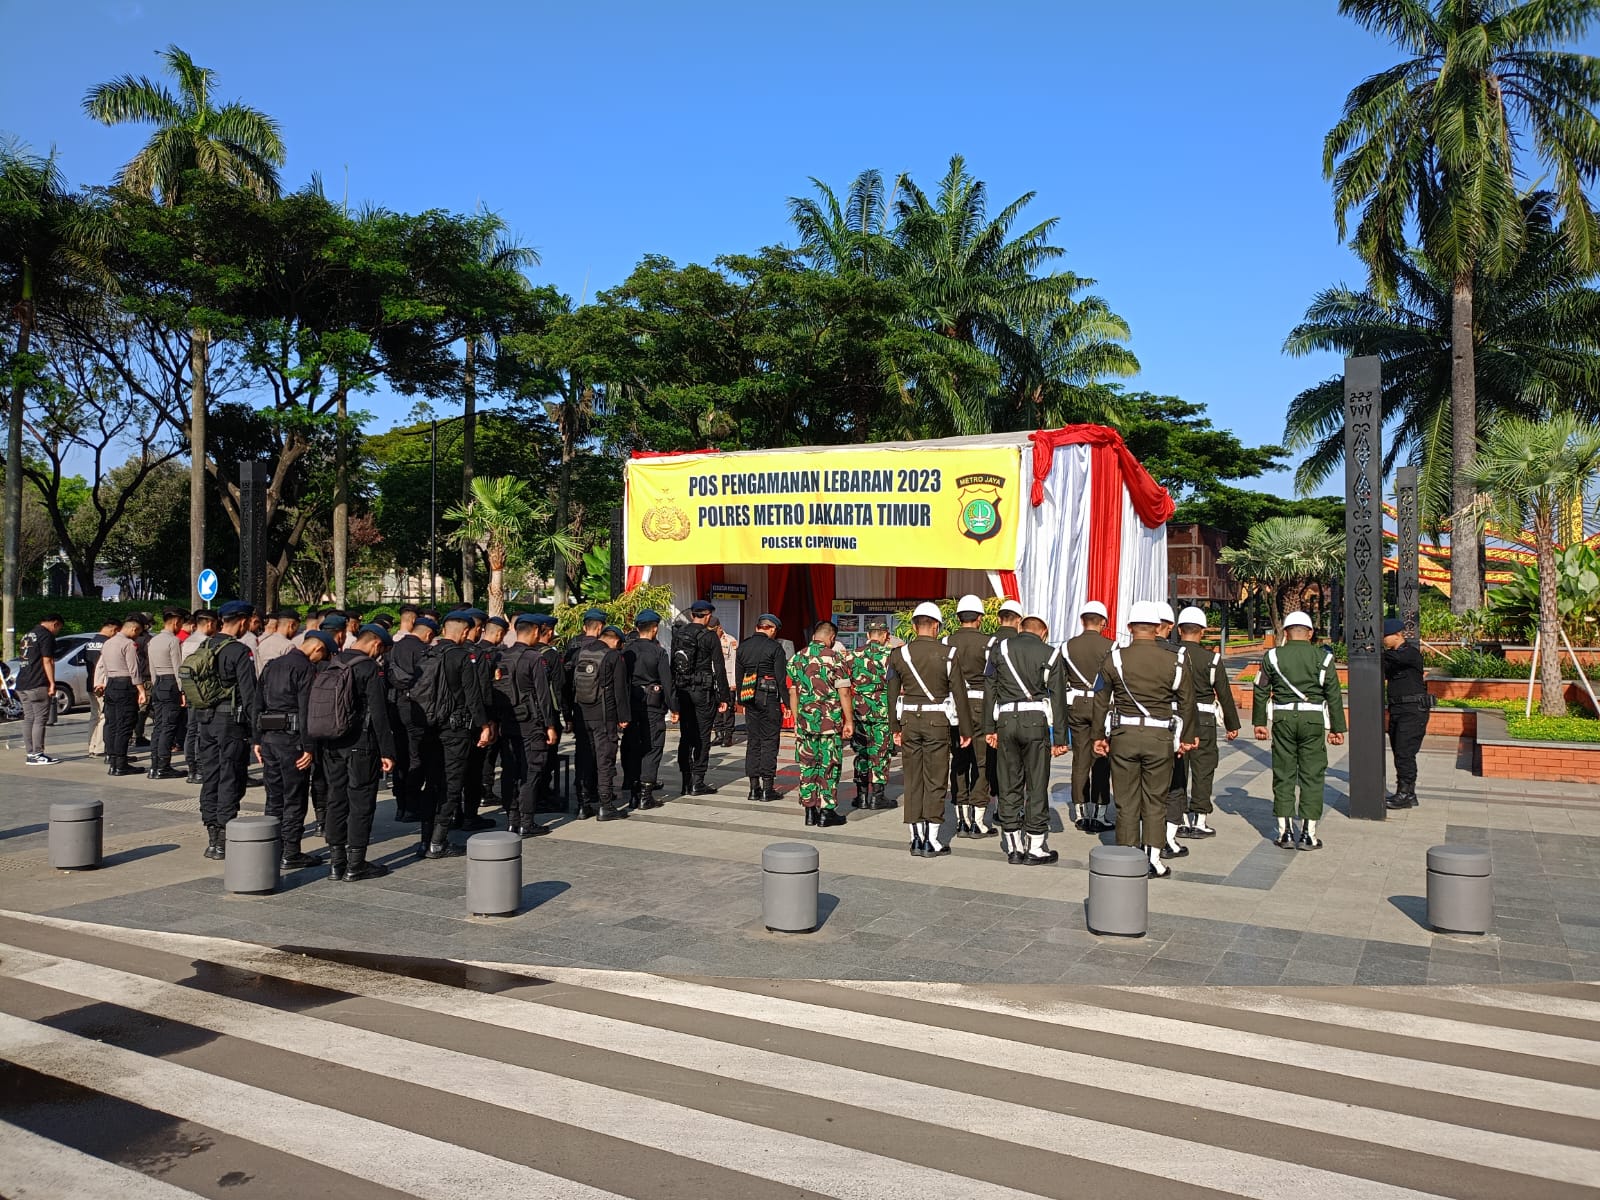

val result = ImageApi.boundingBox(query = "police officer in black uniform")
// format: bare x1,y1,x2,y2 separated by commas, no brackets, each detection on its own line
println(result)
564,608,631,820
320,624,397,881
255,630,332,869
506,614,558,836
386,615,437,822
734,613,788,802
672,599,730,795
420,612,492,858
621,608,676,809
195,601,260,860
1383,617,1431,809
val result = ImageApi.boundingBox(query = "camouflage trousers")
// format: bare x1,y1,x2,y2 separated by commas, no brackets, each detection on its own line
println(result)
794,731,843,808
852,718,892,787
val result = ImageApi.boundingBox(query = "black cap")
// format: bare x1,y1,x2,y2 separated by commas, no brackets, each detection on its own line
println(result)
690,599,715,614
1383,618,1406,637
414,616,440,634
218,600,253,620
486,615,509,630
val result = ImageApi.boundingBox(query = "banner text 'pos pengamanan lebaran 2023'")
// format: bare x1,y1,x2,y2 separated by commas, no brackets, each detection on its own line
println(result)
626,447,1022,569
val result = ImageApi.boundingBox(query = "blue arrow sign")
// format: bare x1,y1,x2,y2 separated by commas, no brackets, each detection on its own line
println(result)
197,569,218,602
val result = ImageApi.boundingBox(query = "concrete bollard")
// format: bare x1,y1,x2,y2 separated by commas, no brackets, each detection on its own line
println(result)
49,801,103,870
224,816,280,894
1088,845,1149,937
762,842,820,933
1427,844,1492,934
467,831,523,916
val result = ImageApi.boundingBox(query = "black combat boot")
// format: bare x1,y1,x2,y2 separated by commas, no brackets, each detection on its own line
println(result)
595,796,630,822
185,767,203,785
280,834,320,871
202,824,223,860
108,755,133,777
424,824,465,858
871,784,896,810
680,772,694,797
804,806,820,826
344,846,389,881
761,776,781,802
691,771,716,796
851,778,867,808
748,778,762,801
641,783,664,810
817,806,847,827
327,846,348,881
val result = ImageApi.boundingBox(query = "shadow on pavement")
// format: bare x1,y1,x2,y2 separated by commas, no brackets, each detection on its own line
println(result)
102,843,179,868
0,823,49,842
1387,893,1430,931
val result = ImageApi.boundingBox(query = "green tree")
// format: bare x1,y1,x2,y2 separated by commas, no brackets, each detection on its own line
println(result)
444,475,575,618
1219,516,1346,634
0,140,96,658
1284,193,1600,527
1326,0,1600,612
1466,414,1600,715
84,43,287,608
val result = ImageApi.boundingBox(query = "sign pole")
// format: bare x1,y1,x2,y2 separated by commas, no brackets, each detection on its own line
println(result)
1343,357,1385,821
1395,466,1420,646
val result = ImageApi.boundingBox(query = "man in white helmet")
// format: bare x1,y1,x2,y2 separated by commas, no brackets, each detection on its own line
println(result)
983,613,1070,866
943,594,997,837
1092,600,1199,878
1063,600,1114,833
1165,606,1240,850
889,602,976,856
1156,601,1177,643
1252,610,1345,849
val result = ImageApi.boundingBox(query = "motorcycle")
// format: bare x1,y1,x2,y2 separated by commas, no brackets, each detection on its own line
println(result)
0,663,23,722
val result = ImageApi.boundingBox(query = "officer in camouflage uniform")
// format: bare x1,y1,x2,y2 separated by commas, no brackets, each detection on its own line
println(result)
1252,610,1345,850
849,618,894,809
786,619,853,827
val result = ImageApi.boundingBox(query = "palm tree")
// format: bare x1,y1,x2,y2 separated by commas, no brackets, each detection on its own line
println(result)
1325,0,1600,613
1220,516,1346,635
456,208,539,604
84,44,286,607
1285,193,1600,526
787,169,895,276
445,475,576,617
1466,414,1600,716
999,293,1140,431
0,141,99,659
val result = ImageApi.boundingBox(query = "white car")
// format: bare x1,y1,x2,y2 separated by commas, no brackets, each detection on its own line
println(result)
2,632,95,716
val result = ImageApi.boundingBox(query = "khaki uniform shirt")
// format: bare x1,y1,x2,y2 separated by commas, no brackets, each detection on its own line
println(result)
254,632,294,676
146,630,183,679
100,633,144,683
888,635,975,737
1091,638,1198,743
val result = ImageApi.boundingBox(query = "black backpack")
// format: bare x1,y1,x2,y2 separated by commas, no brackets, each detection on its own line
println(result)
495,643,532,721
572,641,609,707
306,656,359,740
408,642,460,729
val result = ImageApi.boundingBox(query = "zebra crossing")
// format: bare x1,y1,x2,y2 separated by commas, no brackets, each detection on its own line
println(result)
0,909,1596,1200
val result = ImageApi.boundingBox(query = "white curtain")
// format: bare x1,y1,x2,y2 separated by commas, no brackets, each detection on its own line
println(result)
1016,443,1092,643
1117,485,1168,638
836,566,893,599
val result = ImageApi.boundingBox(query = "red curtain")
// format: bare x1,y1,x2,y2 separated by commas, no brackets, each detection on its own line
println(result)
808,565,836,628
895,567,947,600
624,566,646,591
1029,424,1174,526
997,570,1021,601
1087,442,1126,638
768,564,798,641
694,564,718,605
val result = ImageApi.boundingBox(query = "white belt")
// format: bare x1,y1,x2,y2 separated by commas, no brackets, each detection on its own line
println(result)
1066,688,1090,703
902,703,948,713
996,700,1051,715
1271,702,1325,714
966,689,986,701
1116,715,1174,729
1196,702,1219,716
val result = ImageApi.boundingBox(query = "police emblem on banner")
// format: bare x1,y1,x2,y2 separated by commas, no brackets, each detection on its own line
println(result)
955,473,1005,544
641,503,691,541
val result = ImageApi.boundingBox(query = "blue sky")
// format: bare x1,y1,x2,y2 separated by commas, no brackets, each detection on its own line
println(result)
7,1,1597,497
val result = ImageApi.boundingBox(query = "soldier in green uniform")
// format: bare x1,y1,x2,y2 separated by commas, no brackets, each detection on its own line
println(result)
1252,609,1346,849
983,614,1070,866
1163,606,1240,854
1062,599,1114,833
1092,600,1198,879
786,619,853,827
890,602,976,857
943,594,997,837
849,619,894,809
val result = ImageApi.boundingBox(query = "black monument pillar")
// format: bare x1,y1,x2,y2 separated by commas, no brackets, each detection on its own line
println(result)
1395,465,1420,645
609,507,625,599
239,462,269,614
1343,357,1385,820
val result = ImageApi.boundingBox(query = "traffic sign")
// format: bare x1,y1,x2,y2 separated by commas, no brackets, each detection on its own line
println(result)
197,569,219,602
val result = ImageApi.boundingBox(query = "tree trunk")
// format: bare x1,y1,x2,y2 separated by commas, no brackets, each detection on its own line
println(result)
1534,511,1565,717
189,329,208,609
1449,275,1481,615
460,337,477,604
553,374,579,608
332,385,348,608
2,313,29,662
486,548,505,618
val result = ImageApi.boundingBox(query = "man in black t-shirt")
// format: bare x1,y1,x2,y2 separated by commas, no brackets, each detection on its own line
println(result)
17,615,64,765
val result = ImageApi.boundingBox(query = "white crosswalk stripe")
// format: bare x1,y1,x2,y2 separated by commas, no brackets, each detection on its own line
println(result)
0,909,1596,1200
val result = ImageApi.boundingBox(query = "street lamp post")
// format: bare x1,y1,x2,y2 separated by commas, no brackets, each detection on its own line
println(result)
403,414,466,608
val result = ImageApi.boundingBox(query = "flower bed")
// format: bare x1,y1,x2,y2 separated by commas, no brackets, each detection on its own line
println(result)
1474,708,1600,783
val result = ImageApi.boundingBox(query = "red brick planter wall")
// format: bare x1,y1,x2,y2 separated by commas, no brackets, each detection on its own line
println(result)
1474,710,1600,784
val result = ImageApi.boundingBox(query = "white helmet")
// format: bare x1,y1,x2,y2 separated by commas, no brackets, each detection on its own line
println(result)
1156,602,1176,624
912,601,944,622
997,598,1024,617
1080,600,1108,619
1128,600,1163,625
1282,610,1314,630
1177,606,1207,628
955,593,984,616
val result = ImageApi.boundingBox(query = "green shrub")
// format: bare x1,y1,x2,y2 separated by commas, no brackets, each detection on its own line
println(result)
14,597,188,637
553,583,676,642
1506,714,1600,743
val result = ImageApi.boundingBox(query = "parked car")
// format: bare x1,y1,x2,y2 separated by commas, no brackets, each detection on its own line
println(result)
2,632,95,716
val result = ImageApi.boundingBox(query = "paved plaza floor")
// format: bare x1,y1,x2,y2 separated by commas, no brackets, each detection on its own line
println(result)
2,711,1597,985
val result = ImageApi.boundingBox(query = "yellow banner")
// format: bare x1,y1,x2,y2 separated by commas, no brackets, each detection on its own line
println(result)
626,447,1022,568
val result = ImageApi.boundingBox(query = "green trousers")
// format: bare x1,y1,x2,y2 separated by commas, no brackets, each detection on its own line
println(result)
899,712,952,824
852,717,892,787
995,712,1050,835
795,731,842,809
1110,726,1174,848
1271,712,1327,820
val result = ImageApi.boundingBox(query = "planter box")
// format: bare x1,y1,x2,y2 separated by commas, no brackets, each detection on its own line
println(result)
1475,709,1600,784
1502,645,1600,667
1430,677,1598,715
